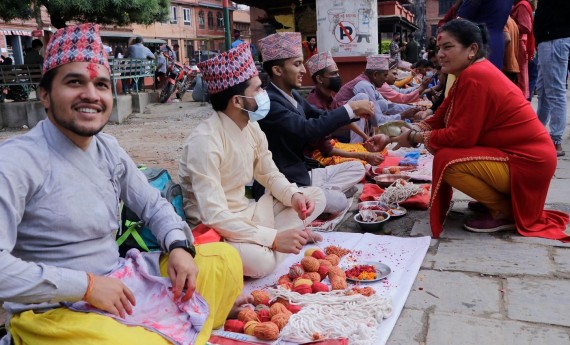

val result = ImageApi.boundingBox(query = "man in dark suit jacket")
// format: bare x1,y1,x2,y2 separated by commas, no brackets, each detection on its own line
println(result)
256,32,374,215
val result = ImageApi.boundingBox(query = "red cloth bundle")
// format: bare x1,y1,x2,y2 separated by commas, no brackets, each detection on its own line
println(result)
359,183,431,210
192,224,222,244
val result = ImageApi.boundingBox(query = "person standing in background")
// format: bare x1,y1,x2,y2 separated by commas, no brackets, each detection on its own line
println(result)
534,0,570,157
23,39,44,65
231,30,245,49
511,0,535,99
173,44,180,61
302,36,318,61
404,33,420,64
526,0,538,101
503,16,520,84
389,32,406,63
125,37,155,92
457,0,514,69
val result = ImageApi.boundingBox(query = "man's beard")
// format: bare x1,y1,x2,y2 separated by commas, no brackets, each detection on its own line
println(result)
50,97,107,137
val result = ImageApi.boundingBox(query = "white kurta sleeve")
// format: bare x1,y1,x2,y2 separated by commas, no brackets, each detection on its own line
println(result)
182,132,278,247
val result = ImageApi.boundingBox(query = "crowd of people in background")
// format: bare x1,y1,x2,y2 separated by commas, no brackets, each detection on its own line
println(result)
1,0,567,156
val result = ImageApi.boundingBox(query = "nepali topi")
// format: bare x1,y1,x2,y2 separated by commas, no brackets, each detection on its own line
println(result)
43,23,110,74
306,51,337,76
197,43,258,94
366,54,390,71
259,32,303,62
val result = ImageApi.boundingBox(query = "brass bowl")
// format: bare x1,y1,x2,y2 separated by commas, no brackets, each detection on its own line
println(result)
373,174,411,188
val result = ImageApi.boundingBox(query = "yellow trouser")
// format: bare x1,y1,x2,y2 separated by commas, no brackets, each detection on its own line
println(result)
445,74,456,98
443,160,512,219
9,242,242,345
394,75,414,88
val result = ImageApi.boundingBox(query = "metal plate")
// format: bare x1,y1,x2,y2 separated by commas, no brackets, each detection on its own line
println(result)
388,205,407,218
344,261,392,283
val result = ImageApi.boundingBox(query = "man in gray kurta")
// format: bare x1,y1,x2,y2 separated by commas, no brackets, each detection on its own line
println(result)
0,23,242,345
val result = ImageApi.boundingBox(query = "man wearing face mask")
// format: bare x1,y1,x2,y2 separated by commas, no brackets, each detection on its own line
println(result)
305,51,385,167
178,43,326,279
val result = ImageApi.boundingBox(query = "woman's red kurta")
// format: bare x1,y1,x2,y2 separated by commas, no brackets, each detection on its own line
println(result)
419,59,569,241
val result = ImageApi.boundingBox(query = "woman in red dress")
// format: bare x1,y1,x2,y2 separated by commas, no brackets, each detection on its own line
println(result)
378,19,569,241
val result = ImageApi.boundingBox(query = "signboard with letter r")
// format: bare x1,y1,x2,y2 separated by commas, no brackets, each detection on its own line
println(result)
316,0,378,57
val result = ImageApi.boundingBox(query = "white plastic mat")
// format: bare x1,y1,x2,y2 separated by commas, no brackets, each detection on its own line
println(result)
242,232,431,345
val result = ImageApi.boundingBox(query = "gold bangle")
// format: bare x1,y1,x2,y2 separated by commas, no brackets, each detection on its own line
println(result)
82,273,94,301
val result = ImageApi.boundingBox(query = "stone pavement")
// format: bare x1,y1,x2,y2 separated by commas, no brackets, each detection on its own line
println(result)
1,91,569,344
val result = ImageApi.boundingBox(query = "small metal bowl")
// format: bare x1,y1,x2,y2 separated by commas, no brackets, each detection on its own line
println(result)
357,201,390,211
354,211,390,232
373,174,411,188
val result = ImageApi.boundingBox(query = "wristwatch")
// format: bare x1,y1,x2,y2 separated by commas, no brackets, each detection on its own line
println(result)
168,239,196,258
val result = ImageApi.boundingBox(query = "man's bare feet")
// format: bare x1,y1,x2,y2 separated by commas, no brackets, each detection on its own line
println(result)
227,293,254,319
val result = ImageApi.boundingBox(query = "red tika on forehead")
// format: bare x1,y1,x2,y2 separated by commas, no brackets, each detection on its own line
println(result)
86,62,99,79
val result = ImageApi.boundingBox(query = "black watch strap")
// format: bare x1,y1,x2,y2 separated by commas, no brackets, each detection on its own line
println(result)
168,239,196,258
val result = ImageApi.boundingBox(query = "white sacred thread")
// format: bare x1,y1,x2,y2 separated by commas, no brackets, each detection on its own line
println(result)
379,179,424,205
267,287,393,345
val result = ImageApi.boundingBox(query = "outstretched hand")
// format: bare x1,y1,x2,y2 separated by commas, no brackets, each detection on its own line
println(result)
348,100,375,118
400,107,421,120
363,134,391,153
391,127,413,150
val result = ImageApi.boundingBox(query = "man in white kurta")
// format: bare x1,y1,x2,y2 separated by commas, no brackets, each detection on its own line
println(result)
179,43,326,278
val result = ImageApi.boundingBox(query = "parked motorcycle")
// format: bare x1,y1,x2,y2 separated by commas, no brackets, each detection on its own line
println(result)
159,53,188,103
174,66,197,100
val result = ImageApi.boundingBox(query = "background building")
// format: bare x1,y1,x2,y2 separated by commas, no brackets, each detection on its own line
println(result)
233,5,252,43
425,0,455,38
132,0,235,63
0,8,51,64
0,0,239,65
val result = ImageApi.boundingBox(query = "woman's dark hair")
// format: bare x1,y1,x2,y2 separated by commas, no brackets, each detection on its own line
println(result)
39,67,58,92
210,78,251,111
262,59,285,78
440,18,489,60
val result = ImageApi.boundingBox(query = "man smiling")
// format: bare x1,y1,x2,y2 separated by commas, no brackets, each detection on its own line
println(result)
256,32,374,215
0,24,241,345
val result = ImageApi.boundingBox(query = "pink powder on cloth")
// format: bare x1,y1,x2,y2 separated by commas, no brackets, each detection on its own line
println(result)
66,249,208,345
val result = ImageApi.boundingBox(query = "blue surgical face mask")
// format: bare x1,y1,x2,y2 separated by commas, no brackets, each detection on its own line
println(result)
425,71,434,78
240,90,270,122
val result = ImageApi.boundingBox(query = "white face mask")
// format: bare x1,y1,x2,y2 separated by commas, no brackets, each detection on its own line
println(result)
239,90,270,122
425,71,435,78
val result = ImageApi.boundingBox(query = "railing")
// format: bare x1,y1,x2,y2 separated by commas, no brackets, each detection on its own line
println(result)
0,64,42,101
108,58,156,98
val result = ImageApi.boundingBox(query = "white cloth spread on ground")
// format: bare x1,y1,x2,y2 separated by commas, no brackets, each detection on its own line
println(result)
242,232,430,345
307,197,354,232
67,249,208,345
